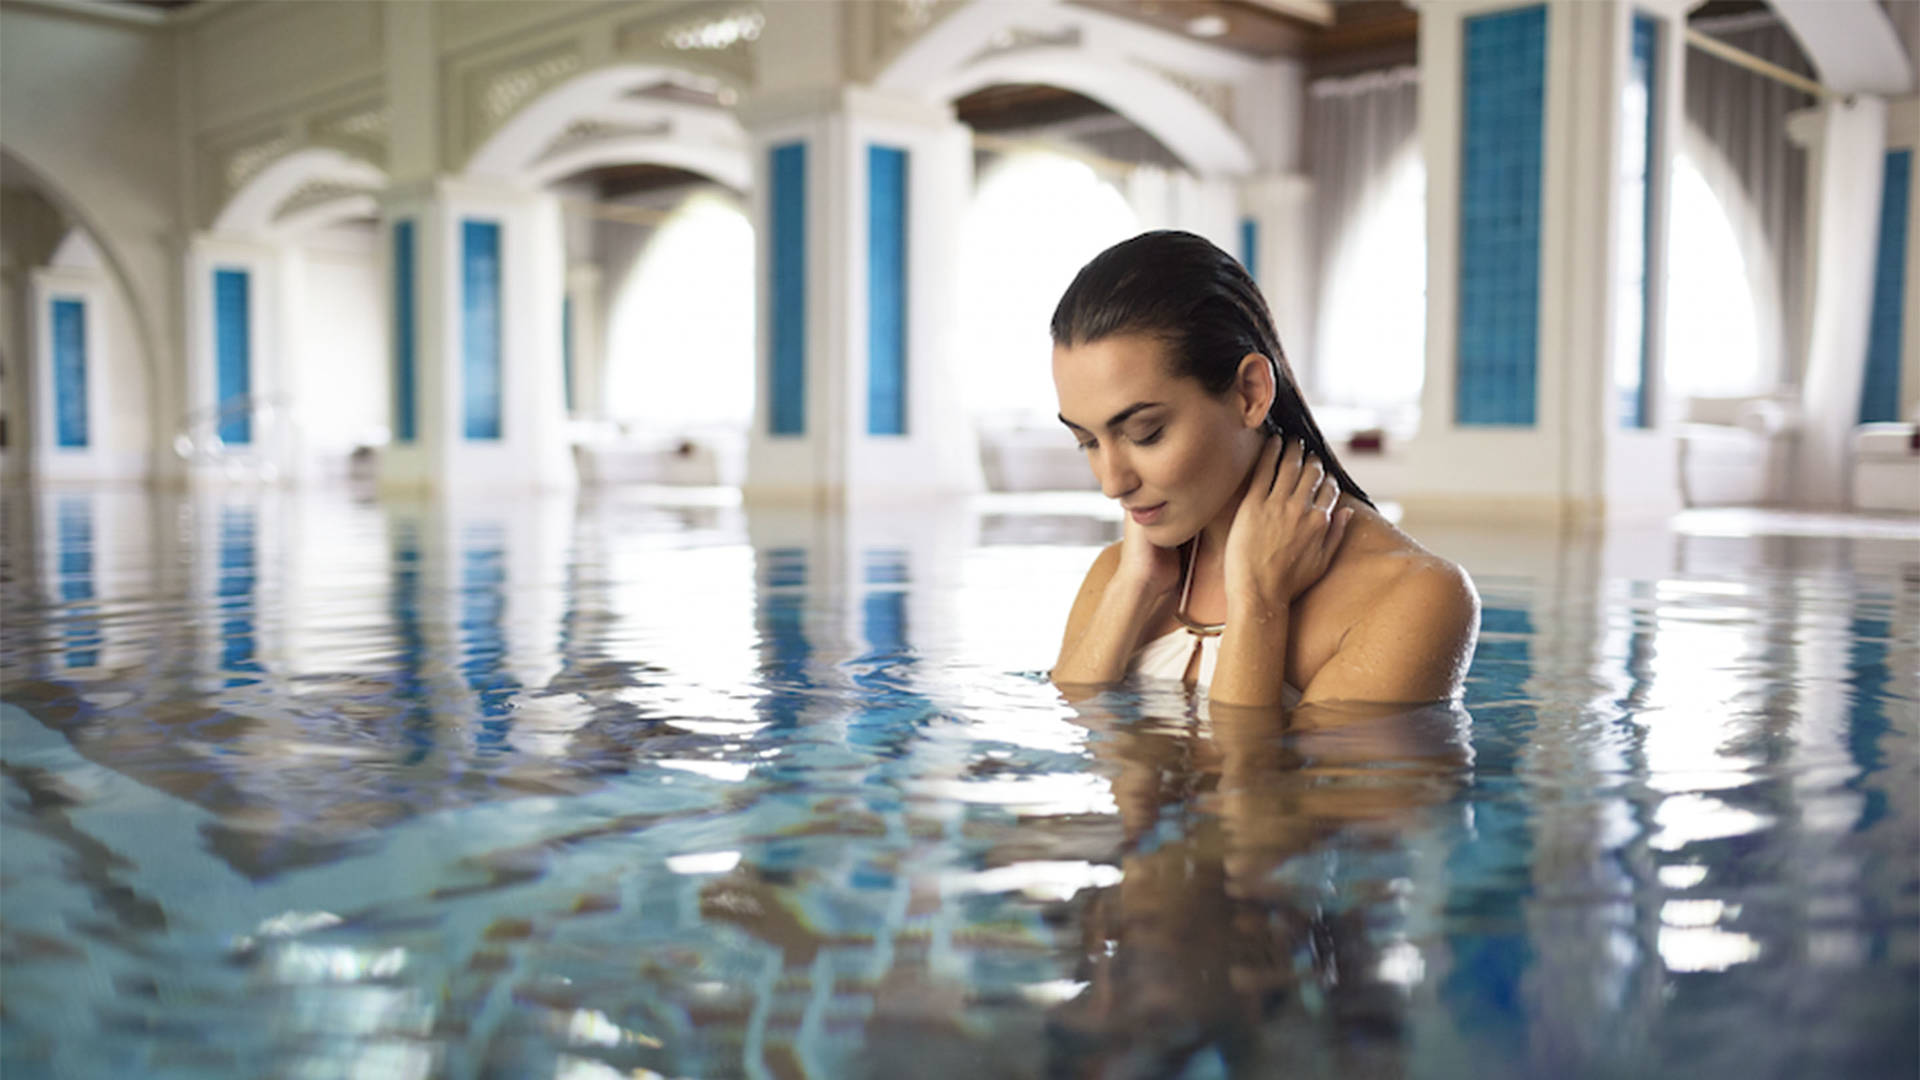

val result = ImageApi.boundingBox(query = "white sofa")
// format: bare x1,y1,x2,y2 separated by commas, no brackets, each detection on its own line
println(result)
1852,422,1919,513
1677,393,1800,507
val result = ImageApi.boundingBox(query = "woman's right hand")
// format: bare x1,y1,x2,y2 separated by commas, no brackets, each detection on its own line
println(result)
1112,509,1181,602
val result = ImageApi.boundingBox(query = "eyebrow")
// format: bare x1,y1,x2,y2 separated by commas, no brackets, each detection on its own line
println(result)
1057,401,1164,433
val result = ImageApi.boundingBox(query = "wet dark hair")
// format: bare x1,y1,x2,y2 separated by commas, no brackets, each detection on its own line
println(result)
1050,230,1373,508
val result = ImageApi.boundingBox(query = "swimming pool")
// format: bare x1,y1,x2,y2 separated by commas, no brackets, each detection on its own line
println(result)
2,487,1914,1079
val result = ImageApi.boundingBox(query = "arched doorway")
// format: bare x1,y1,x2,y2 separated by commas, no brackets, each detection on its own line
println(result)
0,150,154,484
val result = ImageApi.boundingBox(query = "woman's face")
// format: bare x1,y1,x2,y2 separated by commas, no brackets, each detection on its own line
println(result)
1052,334,1268,546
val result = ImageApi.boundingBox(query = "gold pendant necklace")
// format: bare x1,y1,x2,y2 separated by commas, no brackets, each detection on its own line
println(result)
1175,533,1224,638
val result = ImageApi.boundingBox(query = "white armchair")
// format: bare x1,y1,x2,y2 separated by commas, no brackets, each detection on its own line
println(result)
1852,421,1919,513
1676,392,1801,507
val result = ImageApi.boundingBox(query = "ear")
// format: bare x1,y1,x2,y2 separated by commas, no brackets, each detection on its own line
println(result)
1233,353,1277,430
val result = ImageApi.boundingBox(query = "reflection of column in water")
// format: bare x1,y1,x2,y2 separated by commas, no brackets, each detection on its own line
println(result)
849,547,933,755
390,516,434,765
218,502,262,687
54,494,102,670
755,545,813,731
1441,603,1536,1061
459,518,517,753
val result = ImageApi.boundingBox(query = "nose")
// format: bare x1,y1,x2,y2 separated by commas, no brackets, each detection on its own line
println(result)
1091,446,1138,502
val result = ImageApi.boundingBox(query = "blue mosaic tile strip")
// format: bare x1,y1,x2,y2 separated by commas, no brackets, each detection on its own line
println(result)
461,219,503,441
867,144,909,437
563,293,576,415
1860,149,1910,424
770,142,808,437
1456,5,1546,427
214,268,252,445
51,297,88,449
1239,217,1259,283
392,220,417,444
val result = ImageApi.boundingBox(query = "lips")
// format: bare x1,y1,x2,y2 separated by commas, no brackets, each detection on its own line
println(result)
1127,502,1166,525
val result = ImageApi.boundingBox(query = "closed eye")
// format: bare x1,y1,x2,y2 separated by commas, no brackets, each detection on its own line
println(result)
1133,428,1164,446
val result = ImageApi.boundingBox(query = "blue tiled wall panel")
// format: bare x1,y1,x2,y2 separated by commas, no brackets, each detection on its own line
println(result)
462,220,503,441
214,268,252,445
393,220,418,443
770,143,808,436
1239,217,1259,282
1860,149,1910,424
51,298,88,449
563,293,576,415
1618,14,1660,429
1456,5,1547,427
868,144,909,437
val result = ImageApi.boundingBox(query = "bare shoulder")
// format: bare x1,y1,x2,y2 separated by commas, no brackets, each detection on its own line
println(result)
1300,522,1481,704
1374,550,1479,629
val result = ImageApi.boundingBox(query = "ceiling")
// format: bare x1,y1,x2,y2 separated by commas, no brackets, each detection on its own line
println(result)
1074,0,1418,78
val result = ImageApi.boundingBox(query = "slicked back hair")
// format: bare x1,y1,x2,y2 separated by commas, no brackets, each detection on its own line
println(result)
1050,229,1373,508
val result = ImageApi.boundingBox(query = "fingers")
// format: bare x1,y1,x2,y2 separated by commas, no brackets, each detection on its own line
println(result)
1312,469,1340,514
1325,505,1355,554
1272,435,1304,498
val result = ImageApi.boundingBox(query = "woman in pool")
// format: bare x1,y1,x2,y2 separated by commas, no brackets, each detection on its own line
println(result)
1051,230,1479,707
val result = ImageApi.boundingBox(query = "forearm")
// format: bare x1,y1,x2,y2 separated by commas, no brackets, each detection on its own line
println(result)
1208,598,1290,706
1053,581,1162,686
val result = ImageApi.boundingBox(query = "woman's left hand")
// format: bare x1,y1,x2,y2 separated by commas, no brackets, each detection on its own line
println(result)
1223,435,1354,617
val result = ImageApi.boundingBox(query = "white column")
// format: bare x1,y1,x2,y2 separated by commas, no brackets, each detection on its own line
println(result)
1404,0,1686,521
1239,173,1315,383
564,262,602,420
377,178,575,495
182,233,287,487
740,87,983,505
27,265,111,483
1790,97,1890,507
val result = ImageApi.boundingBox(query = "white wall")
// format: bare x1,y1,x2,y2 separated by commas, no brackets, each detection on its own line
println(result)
289,222,387,479
0,3,180,479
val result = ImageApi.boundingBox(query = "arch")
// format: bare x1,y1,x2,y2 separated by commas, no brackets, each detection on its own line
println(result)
523,136,751,193
50,227,106,272
874,0,1070,94
1769,0,1912,95
0,145,157,388
211,146,386,237
464,62,747,184
931,50,1256,177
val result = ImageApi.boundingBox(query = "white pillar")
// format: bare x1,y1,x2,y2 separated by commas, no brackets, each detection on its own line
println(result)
1790,96,1890,507
740,87,983,505
1404,0,1686,522
377,179,576,495
1239,173,1316,383
27,264,112,483
182,233,289,487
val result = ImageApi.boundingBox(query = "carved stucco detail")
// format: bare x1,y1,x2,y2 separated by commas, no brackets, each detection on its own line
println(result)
272,179,378,223
1135,61,1234,124
861,0,966,82
659,8,762,52
312,102,389,165
615,7,756,83
480,49,587,126
454,46,587,166
223,132,300,195
539,117,675,160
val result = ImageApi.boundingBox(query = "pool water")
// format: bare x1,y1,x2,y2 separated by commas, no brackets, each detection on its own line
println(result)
2,488,1914,1079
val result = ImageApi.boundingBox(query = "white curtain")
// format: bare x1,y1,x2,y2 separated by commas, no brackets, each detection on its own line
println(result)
1682,14,1815,389
1305,66,1424,433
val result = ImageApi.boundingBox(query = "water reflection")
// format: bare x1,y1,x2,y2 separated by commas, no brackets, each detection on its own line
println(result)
1046,699,1470,1077
0,489,1913,1078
